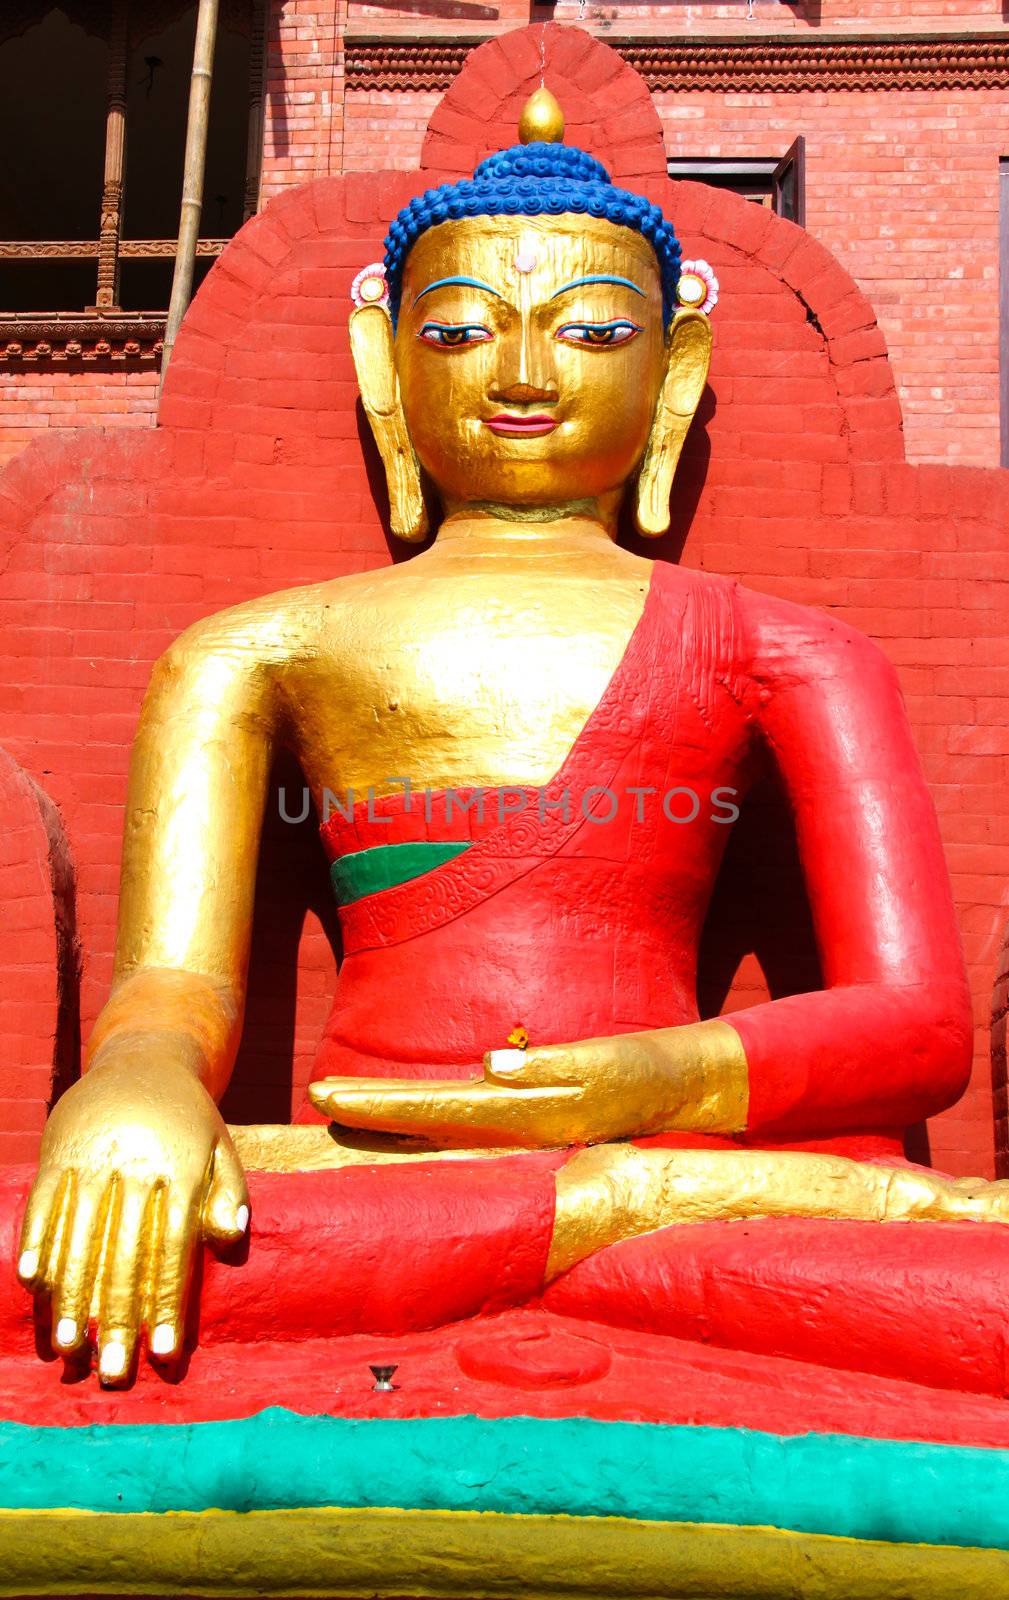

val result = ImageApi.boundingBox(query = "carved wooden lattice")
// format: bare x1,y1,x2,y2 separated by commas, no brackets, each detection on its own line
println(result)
343,32,1009,94
0,0,261,365
0,0,113,46
0,312,167,363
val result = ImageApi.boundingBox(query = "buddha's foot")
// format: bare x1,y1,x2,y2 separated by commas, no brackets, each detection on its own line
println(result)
546,1145,1009,1278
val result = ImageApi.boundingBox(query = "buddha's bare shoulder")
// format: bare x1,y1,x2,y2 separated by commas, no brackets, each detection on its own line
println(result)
154,566,401,678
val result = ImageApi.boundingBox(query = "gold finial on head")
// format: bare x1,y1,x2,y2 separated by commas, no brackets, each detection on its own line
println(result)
519,88,565,145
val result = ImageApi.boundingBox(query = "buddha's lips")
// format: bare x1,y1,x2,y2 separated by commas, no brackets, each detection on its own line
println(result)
485,413,558,437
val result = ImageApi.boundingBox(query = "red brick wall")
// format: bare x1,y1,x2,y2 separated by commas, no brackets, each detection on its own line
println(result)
343,89,440,175
2,27,1008,1180
0,748,77,1164
553,2,1005,22
261,0,342,200
2,5,1007,465
659,89,1009,468
0,371,159,471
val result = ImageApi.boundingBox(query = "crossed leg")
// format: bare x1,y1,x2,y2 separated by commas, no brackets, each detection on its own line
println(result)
542,1144,1009,1397
546,1142,1009,1275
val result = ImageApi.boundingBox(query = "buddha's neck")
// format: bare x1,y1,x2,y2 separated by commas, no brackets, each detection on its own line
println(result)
431,506,622,563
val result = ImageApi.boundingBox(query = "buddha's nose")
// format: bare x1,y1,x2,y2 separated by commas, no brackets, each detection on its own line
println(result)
491,380,558,406
491,319,558,404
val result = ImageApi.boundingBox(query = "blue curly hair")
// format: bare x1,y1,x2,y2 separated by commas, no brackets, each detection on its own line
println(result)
384,142,682,330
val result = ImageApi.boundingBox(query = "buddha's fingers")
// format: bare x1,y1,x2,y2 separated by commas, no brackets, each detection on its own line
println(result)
148,1189,200,1363
49,1180,114,1355
94,1178,158,1387
145,1143,249,1363
308,1076,579,1147
202,1136,250,1244
17,1167,73,1290
484,1044,588,1087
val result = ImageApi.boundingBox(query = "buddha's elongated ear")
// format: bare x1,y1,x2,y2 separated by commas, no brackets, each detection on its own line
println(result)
349,304,429,544
634,308,712,539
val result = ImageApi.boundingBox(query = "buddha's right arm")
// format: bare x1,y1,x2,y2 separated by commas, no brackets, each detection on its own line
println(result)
91,619,278,1091
17,617,280,1380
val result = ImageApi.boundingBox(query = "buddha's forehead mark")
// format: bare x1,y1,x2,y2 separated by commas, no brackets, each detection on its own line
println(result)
412,275,506,308
512,226,544,277
549,274,646,300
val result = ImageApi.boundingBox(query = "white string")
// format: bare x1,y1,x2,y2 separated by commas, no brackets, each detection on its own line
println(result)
539,23,546,88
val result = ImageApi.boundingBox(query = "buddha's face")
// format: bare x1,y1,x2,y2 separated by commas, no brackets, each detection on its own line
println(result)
394,214,667,509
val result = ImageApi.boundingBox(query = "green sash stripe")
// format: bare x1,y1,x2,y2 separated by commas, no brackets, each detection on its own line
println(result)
329,841,470,905
4,1410,1009,1549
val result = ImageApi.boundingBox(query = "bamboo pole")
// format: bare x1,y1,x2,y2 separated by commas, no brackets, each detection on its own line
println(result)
160,0,220,388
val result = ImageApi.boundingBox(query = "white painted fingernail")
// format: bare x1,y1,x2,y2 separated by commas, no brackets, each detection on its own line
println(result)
55,1318,77,1348
151,1323,176,1357
99,1341,127,1380
18,1249,39,1280
236,1204,249,1233
489,1048,526,1075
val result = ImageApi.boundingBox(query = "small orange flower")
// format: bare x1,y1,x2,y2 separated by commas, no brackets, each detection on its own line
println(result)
506,1025,529,1051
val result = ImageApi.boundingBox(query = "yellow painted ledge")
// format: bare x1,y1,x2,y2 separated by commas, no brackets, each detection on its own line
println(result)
2,1505,1008,1599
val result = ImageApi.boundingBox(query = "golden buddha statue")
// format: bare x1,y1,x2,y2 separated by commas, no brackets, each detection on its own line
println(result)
16,92,1009,1395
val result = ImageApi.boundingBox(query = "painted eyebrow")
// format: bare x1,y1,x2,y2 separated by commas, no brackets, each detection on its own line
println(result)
412,276,505,307
549,275,646,300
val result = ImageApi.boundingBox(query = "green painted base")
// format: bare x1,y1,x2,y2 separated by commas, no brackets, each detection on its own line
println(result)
6,1411,1009,1597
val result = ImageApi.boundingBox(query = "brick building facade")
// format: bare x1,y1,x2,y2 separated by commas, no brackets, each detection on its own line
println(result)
2,1,1008,468
2,9,1009,1180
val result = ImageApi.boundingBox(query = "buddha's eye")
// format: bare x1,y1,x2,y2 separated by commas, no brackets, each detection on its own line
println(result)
418,322,493,348
556,320,643,348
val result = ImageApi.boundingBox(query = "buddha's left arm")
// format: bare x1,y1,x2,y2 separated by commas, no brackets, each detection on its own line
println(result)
731,590,973,1139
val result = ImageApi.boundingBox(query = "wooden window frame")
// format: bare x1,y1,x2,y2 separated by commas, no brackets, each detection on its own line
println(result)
773,136,806,228
667,142,806,225
0,0,267,366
